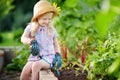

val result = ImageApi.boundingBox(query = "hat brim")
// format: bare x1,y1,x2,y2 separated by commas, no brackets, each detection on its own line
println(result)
31,6,57,22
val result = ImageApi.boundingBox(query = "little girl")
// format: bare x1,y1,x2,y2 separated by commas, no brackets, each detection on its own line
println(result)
20,0,62,80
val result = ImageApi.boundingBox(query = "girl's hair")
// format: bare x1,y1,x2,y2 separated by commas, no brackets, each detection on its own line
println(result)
31,22,39,37
30,14,54,37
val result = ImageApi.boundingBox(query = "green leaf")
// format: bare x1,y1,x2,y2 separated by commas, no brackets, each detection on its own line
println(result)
95,10,117,39
108,57,120,75
110,0,120,7
0,0,14,18
65,0,78,8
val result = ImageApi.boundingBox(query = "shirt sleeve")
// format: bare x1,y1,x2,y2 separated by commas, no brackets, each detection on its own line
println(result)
24,24,31,33
20,24,32,44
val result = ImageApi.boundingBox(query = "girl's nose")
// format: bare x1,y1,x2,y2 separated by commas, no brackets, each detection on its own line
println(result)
46,19,51,24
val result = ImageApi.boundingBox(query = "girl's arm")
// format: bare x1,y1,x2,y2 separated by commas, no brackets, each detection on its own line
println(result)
53,37,60,53
21,30,32,45
53,37,62,70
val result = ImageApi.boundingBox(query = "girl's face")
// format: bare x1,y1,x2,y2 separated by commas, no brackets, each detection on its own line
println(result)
37,13,53,27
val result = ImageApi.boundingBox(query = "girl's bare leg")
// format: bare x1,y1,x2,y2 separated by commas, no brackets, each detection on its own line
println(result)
20,61,33,80
31,60,50,80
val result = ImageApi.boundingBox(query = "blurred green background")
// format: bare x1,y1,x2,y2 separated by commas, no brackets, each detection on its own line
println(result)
0,0,120,80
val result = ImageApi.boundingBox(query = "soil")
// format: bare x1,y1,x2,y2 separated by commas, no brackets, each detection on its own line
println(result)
58,68,87,80
0,70,20,80
0,68,87,80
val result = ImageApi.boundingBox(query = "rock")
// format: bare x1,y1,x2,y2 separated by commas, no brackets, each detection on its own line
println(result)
39,70,58,80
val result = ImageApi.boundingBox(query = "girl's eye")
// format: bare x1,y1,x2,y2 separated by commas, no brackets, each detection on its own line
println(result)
43,18,51,21
49,18,51,20
43,18,47,20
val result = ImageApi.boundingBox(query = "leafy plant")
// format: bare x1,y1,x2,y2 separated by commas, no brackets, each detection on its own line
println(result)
0,0,14,18
84,32,120,80
6,45,29,71
0,33,3,43
13,28,24,42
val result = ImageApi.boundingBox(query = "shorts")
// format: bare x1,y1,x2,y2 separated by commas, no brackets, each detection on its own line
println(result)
28,54,55,65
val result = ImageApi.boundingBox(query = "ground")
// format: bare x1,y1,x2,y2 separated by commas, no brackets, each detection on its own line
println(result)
0,68,87,80
0,70,20,80
58,68,87,80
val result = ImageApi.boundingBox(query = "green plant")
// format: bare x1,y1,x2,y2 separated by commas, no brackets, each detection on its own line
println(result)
84,32,120,80
0,0,14,18
0,33,3,43
108,57,120,80
6,45,29,71
13,28,23,42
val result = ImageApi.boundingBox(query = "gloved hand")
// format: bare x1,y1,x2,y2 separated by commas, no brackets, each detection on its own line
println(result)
30,40,40,56
51,52,62,76
52,52,62,69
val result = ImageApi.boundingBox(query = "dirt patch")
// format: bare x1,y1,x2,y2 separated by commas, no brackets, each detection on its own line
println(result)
0,68,87,80
0,70,20,80
58,68,87,80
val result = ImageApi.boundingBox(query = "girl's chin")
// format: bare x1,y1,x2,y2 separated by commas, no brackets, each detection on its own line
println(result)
39,25,45,27
40,24,48,27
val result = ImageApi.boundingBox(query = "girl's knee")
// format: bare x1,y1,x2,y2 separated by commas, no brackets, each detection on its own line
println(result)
20,71,30,80
20,74,25,80
32,61,42,71
32,60,50,72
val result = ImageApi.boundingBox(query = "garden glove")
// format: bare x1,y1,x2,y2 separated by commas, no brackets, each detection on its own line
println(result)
30,40,40,56
53,52,62,68
51,52,62,76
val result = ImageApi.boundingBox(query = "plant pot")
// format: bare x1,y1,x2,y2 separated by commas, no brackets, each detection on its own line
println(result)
0,50,4,72
4,49,16,64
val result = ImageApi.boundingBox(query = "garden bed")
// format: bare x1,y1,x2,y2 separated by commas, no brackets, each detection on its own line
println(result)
0,68,87,80
0,70,20,80
59,68,87,80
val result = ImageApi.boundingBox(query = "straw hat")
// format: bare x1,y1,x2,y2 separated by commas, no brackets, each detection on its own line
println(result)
31,0,58,22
